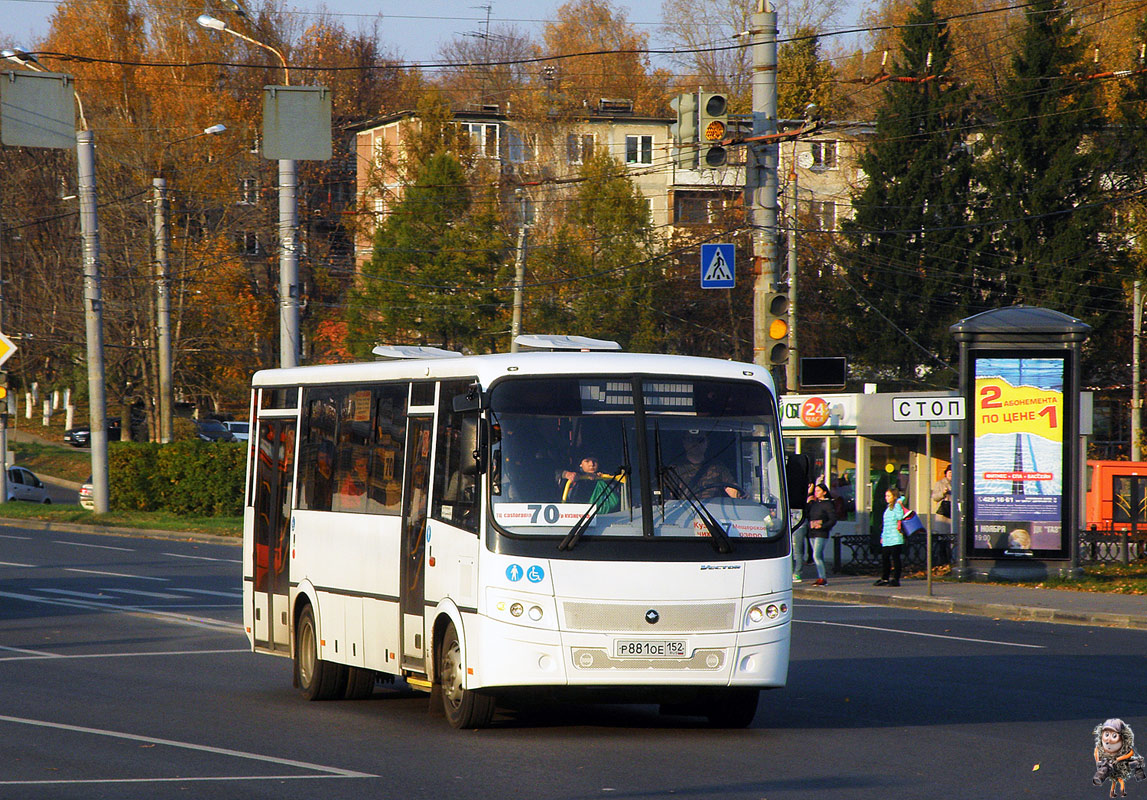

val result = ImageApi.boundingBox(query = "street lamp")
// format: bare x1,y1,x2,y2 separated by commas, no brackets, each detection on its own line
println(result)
154,123,226,443
2,46,109,513
196,15,301,369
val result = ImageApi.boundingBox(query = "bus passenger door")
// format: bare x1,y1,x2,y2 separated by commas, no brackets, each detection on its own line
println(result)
252,419,295,654
401,417,433,671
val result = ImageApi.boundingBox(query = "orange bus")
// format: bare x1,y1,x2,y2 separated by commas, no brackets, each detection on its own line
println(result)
1085,460,1147,531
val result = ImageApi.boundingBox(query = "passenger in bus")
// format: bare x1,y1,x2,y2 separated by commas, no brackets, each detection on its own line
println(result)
560,455,621,513
336,451,369,512
670,431,743,499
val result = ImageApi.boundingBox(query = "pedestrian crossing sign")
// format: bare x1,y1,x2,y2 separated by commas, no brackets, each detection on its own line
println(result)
700,243,735,289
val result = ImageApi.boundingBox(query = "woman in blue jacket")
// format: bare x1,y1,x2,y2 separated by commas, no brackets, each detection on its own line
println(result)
874,487,910,586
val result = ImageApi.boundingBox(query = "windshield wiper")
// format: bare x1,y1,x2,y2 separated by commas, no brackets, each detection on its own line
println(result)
557,467,627,552
659,464,733,554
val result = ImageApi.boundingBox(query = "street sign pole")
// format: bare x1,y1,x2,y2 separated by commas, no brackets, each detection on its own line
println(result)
891,396,966,596
926,419,932,596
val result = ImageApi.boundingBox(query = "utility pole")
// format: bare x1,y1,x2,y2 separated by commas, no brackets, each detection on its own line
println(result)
1134,280,1142,460
786,167,799,391
279,158,300,368
748,0,779,375
78,129,109,514
153,178,174,443
510,225,527,353
0,215,6,506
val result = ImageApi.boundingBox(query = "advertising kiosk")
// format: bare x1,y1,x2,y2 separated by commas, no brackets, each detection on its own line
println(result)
950,307,1089,580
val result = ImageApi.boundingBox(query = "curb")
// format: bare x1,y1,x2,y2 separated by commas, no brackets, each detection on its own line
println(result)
793,587,1147,631
0,517,240,546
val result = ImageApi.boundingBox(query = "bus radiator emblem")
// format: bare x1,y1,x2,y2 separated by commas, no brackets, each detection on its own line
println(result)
645,610,660,625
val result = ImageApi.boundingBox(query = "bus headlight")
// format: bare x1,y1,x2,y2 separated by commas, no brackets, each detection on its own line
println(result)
746,601,788,628
510,602,524,617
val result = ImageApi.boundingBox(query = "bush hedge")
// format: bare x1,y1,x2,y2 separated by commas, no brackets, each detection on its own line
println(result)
108,441,246,516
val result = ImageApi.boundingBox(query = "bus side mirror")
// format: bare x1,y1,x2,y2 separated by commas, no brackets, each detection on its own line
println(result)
453,384,486,412
785,453,810,511
459,416,486,475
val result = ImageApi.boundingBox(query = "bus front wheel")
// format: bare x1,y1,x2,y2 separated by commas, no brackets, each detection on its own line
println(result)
438,621,495,729
296,604,345,701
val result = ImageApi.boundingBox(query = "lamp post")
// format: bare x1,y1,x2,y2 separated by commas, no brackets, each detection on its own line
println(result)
154,124,226,443
2,47,109,513
197,14,300,368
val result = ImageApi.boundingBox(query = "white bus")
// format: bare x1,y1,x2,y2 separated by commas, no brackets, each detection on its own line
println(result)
242,339,807,728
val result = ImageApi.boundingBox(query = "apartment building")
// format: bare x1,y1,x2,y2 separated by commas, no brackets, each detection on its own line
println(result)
352,102,872,266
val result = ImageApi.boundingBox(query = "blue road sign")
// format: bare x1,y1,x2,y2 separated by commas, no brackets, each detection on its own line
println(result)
700,243,735,289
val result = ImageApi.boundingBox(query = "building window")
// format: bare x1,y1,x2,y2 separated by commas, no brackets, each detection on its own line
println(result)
239,177,258,205
810,140,838,169
506,128,535,163
674,191,726,225
809,200,836,231
241,231,260,255
567,133,594,164
625,135,653,165
372,136,386,166
461,122,499,158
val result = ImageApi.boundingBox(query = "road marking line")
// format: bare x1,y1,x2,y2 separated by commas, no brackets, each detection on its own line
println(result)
0,644,61,658
795,619,1046,648
0,560,35,567
0,533,31,540
0,714,376,779
164,552,242,563
99,588,191,600
0,775,366,785
64,568,169,582
54,540,134,552
39,588,111,600
0,591,241,633
176,588,243,598
0,648,247,662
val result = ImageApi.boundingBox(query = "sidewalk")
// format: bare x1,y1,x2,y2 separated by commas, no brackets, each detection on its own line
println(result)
794,573,1147,631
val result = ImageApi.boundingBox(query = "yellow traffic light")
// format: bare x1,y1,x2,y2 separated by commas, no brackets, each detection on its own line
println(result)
765,292,789,365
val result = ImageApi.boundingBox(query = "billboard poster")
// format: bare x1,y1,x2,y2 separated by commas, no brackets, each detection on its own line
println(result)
971,355,1066,556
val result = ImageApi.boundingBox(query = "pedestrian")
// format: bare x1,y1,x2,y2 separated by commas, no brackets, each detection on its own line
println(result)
807,482,836,586
874,487,910,587
931,464,952,533
791,482,812,583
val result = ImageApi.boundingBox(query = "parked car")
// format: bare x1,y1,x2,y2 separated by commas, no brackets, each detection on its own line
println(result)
197,419,236,442
223,420,249,442
79,476,93,510
6,467,50,504
64,418,121,447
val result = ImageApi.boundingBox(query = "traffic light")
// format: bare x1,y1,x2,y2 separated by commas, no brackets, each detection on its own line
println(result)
698,92,728,168
765,291,789,365
669,92,697,169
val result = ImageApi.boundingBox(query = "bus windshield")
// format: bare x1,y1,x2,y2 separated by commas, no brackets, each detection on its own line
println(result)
488,376,787,543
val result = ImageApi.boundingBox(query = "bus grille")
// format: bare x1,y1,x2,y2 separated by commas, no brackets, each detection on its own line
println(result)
561,601,736,633
570,648,726,670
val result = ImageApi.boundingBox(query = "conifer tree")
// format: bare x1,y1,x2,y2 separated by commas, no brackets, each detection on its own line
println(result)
972,0,1124,357
837,0,972,381
346,152,510,355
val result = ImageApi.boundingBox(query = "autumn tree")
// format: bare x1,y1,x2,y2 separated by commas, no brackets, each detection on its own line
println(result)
660,0,844,113
542,0,669,115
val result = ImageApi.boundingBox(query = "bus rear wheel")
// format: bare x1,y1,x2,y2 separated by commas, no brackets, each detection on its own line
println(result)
705,688,759,728
296,604,345,701
438,621,495,729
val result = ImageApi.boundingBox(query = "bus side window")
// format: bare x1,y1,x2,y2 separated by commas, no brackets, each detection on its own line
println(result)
433,380,479,533
298,390,337,511
368,383,407,514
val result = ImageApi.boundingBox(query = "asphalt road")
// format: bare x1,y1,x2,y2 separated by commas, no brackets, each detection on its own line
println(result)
1,526,1144,800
